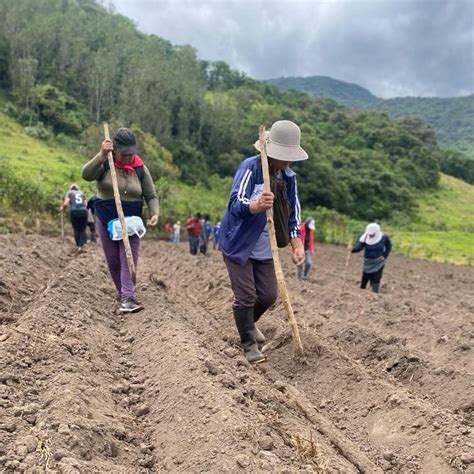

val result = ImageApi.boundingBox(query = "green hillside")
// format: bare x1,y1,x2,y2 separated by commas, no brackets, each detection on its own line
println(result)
267,76,379,109
369,96,474,154
0,110,85,191
267,76,473,154
0,108,95,221
0,109,228,230
385,174,474,265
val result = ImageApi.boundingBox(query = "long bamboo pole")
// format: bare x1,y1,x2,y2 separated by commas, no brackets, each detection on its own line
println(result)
259,126,304,357
104,123,137,284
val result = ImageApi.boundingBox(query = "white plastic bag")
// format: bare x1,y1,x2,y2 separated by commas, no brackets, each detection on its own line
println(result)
107,216,146,241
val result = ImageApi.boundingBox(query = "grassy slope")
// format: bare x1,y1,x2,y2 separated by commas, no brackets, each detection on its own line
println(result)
386,174,474,265
0,110,91,193
0,109,227,227
1,111,472,264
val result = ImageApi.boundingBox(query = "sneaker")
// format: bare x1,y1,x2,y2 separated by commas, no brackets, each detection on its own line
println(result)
118,298,143,314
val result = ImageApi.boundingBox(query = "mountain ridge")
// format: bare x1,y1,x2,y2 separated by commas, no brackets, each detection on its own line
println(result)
267,75,474,153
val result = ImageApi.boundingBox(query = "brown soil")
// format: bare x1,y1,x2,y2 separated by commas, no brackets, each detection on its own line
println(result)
0,235,473,473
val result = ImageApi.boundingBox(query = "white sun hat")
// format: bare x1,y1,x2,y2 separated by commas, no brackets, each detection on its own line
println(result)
254,120,308,162
360,223,383,245
306,218,315,230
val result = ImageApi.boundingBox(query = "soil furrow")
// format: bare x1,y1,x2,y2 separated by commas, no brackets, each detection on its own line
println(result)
143,242,473,472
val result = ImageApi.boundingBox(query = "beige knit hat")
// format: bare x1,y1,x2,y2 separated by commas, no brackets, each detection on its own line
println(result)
254,120,308,162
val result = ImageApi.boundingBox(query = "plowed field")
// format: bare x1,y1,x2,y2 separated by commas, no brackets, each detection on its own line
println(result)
0,235,473,473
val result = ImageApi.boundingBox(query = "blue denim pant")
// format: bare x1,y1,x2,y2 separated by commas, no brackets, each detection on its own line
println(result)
188,235,199,255
297,250,312,281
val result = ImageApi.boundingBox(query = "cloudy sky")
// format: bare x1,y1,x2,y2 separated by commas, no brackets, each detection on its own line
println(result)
110,0,473,98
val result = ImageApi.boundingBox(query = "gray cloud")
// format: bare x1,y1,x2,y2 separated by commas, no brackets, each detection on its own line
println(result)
110,0,473,98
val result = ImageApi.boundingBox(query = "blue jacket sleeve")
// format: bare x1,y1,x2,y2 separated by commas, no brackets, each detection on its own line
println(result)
384,236,392,258
352,241,364,253
287,176,301,239
228,162,254,218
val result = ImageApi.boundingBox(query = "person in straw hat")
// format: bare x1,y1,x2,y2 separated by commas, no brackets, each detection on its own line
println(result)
219,120,307,363
350,223,392,293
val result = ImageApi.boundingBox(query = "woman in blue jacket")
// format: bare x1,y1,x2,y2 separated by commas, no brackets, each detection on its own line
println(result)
351,223,392,293
219,120,307,363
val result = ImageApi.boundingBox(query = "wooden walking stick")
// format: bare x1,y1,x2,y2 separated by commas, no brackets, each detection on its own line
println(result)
60,210,65,241
104,123,137,284
259,126,304,357
341,239,352,293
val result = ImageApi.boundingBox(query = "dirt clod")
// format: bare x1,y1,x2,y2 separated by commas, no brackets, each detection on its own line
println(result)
21,435,38,453
383,450,395,461
236,453,251,468
135,404,150,416
461,453,474,465
259,436,275,451
205,359,223,375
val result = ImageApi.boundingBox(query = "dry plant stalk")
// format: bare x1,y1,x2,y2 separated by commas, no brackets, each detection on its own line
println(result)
38,438,53,469
291,432,329,472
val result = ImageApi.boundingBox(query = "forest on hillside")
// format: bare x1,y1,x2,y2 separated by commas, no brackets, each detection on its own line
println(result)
371,96,474,152
267,76,379,109
0,0,444,221
268,77,474,184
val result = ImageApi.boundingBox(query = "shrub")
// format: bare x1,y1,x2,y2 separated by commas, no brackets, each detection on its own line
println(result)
24,122,50,140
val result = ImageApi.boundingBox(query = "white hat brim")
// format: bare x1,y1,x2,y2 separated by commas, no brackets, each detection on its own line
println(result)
361,231,383,245
254,134,308,162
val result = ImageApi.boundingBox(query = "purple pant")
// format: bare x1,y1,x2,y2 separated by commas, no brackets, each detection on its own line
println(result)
97,219,140,301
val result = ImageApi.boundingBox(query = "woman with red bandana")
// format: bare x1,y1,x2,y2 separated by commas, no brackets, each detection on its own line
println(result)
82,128,159,313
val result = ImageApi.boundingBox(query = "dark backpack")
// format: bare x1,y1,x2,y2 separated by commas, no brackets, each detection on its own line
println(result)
98,160,145,183
270,175,290,248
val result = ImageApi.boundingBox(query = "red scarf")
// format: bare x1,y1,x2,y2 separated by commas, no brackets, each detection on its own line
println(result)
114,154,144,174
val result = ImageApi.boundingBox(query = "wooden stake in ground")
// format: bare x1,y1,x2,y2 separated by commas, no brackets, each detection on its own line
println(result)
104,123,137,284
259,126,304,357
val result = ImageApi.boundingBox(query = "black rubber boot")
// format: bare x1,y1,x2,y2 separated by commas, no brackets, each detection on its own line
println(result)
233,307,265,364
253,302,267,344
372,283,380,293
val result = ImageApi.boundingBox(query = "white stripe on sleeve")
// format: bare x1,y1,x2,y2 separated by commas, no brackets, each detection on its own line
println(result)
294,178,301,226
237,169,252,205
